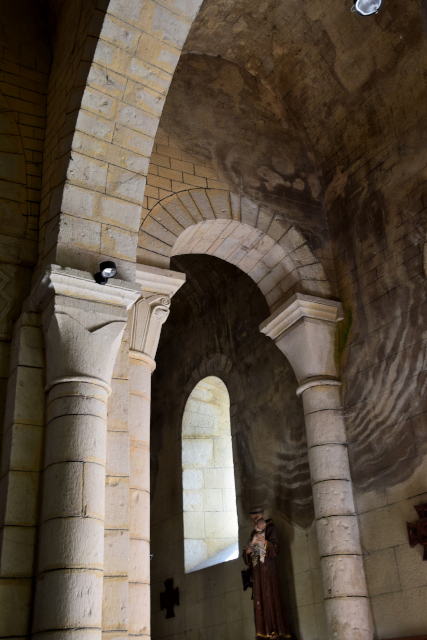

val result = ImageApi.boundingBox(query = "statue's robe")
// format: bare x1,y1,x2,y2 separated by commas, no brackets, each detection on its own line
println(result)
242,521,291,639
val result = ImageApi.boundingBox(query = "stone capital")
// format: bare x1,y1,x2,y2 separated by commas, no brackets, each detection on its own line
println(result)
135,263,186,297
260,293,344,385
129,264,185,364
31,265,141,391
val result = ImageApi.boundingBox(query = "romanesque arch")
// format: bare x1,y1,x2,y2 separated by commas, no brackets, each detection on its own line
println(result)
38,0,205,281
139,189,332,311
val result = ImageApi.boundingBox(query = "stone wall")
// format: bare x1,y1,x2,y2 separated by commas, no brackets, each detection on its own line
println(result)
174,19,427,636
137,55,336,294
0,311,45,637
144,24,427,634
0,0,51,447
315,8,427,634
327,86,427,638
150,254,326,640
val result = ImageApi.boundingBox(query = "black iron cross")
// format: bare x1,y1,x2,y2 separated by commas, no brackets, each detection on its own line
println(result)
407,502,427,560
160,578,179,618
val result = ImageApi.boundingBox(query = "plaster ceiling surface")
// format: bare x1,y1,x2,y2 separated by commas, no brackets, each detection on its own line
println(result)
184,0,427,174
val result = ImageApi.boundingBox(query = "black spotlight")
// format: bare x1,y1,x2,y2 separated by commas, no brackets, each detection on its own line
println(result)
95,261,117,285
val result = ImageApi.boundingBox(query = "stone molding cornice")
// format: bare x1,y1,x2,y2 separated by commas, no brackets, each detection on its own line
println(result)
31,264,141,314
259,293,344,342
135,263,185,297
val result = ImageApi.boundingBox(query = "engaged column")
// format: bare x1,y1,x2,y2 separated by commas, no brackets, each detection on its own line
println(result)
260,293,373,640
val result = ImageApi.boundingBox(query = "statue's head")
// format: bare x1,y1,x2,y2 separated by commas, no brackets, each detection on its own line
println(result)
249,506,264,525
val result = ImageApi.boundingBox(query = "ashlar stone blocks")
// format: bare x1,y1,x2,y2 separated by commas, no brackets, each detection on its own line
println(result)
30,265,140,640
182,376,238,573
261,293,373,640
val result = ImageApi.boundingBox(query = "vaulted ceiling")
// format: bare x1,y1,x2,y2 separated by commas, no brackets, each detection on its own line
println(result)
184,0,426,175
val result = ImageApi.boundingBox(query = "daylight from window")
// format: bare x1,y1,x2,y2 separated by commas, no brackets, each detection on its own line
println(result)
182,376,239,573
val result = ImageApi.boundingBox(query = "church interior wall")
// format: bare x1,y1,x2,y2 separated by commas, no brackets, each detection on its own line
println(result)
137,54,337,297
144,11,427,634
150,254,326,640
0,0,51,452
320,8,427,632
0,310,45,636
1,0,427,638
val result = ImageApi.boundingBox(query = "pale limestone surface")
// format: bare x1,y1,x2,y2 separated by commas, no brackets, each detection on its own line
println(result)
125,264,184,637
261,294,373,640
182,377,238,572
0,0,426,635
30,268,140,640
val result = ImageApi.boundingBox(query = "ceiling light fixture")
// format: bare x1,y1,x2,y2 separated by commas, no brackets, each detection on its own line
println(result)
95,261,117,285
351,0,382,15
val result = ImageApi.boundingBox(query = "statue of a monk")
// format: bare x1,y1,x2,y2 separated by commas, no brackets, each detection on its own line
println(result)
242,508,291,639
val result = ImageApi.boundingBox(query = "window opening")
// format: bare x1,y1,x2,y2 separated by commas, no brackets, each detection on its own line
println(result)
182,376,239,573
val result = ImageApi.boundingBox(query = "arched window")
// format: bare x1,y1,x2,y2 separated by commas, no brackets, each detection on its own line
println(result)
182,376,239,573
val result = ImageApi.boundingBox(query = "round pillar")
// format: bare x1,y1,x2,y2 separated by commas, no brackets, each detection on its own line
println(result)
300,382,371,640
260,293,373,640
31,266,141,640
127,265,185,640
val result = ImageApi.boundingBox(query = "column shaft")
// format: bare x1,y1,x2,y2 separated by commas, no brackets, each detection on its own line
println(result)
127,264,185,640
260,293,373,640
30,264,141,640
128,352,153,640
301,383,372,640
33,379,109,639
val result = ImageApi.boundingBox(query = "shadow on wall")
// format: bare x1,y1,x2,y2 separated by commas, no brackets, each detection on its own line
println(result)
156,54,329,246
150,254,319,639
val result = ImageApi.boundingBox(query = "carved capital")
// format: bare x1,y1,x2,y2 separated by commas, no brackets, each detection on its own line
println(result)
129,264,185,362
31,265,141,390
129,294,171,361
260,293,344,384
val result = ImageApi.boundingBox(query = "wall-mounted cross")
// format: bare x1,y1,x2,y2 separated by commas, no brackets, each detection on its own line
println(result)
407,502,427,560
160,578,180,618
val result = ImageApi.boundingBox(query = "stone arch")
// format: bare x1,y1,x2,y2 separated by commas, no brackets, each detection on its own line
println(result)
176,353,245,438
183,353,245,409
39,0,205,280
140,189,332,311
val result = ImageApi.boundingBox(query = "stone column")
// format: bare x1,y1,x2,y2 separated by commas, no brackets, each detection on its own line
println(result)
31,265,141,640
260,293,373,640
127,265,185,640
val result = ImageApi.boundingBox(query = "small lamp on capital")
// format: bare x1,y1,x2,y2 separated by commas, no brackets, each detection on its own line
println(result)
351,0,381,15
94,261,117,285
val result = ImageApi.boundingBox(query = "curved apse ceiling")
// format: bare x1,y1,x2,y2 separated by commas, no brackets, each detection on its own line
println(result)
183,0,426,177
158,53,327,241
